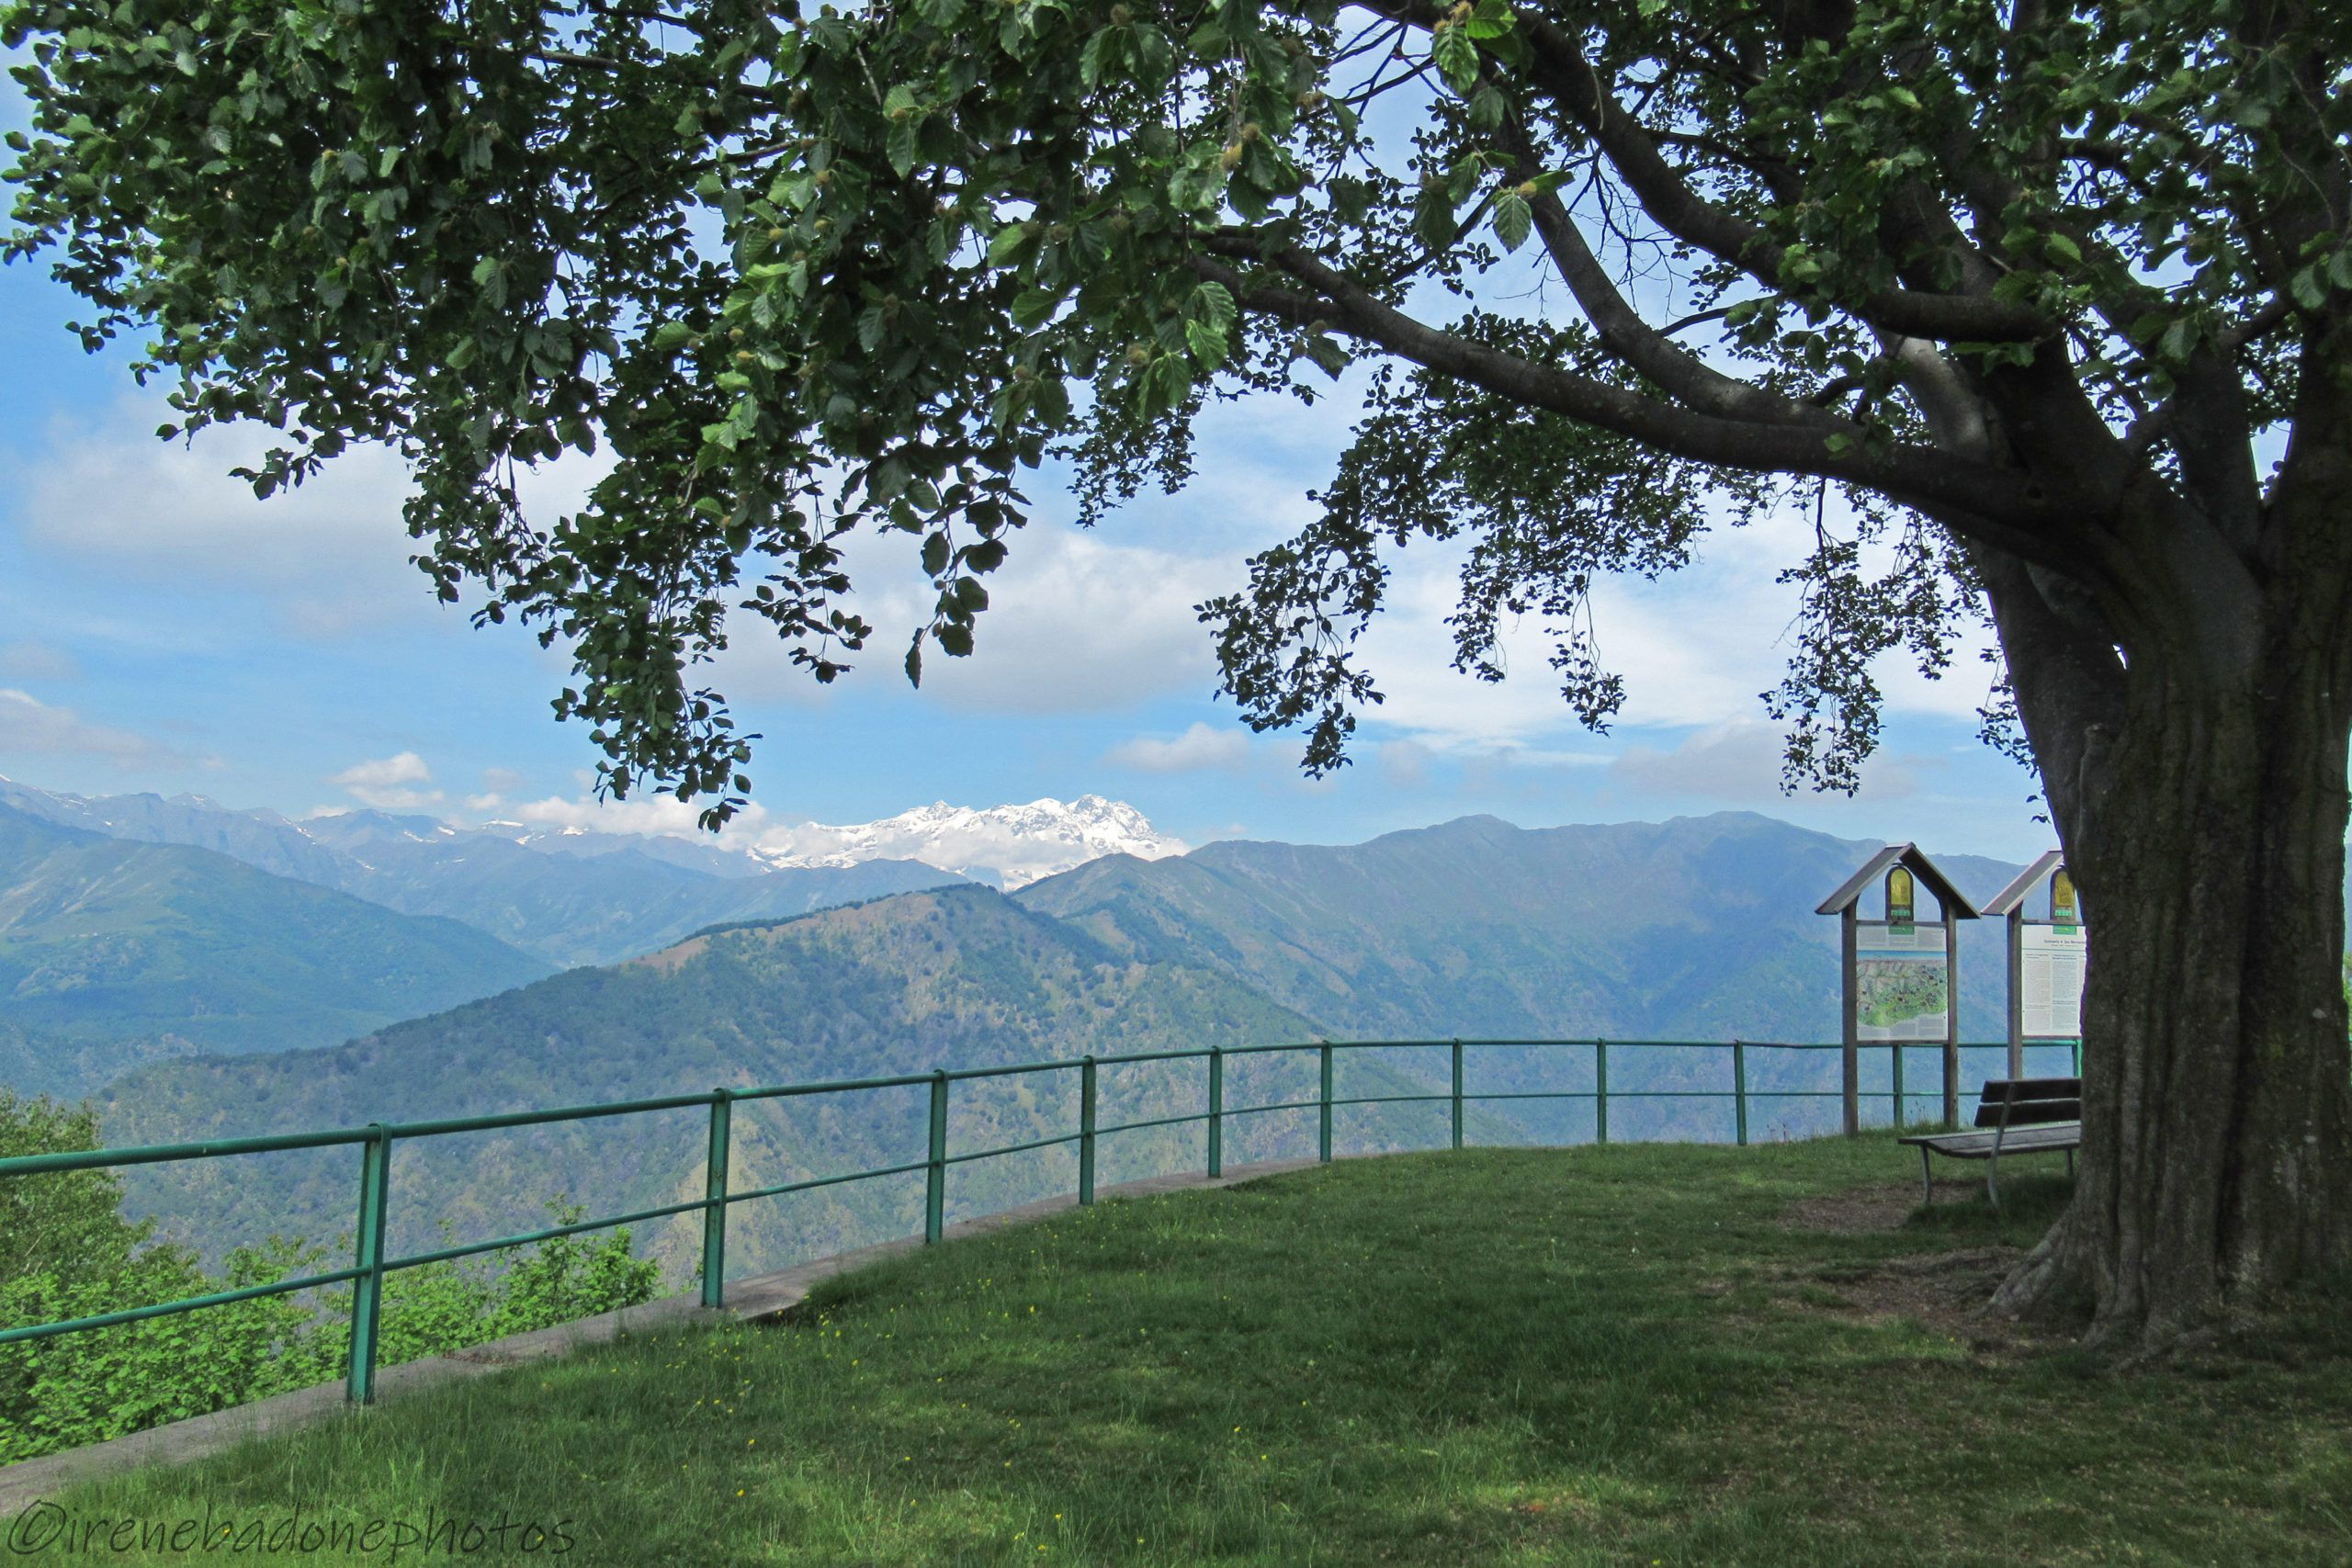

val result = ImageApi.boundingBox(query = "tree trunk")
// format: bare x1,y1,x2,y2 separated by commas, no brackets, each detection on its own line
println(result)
1987,531,2352,1347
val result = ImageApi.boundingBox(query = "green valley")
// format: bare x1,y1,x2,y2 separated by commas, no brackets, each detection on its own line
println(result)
98,887,1497,1283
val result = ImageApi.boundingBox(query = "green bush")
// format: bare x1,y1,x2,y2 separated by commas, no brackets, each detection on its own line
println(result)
0,1092,662,1463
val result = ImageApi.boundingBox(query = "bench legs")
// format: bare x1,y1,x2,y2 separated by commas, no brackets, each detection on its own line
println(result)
1918,1144,1934,1208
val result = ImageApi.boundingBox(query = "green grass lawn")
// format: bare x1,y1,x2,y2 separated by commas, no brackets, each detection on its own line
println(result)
38,1136,2352,1564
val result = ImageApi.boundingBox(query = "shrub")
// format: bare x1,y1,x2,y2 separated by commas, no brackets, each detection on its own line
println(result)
0,1092,663,1462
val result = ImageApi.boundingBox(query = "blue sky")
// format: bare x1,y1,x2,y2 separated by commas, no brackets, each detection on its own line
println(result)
0,82,2054,864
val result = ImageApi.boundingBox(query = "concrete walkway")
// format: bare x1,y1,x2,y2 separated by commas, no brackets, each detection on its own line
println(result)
0,1156,1329,1515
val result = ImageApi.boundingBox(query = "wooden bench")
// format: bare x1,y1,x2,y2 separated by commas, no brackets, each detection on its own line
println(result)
1898,1077,2080,1205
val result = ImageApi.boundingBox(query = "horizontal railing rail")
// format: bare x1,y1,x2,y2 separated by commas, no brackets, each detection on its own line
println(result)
0,1035,2079,1407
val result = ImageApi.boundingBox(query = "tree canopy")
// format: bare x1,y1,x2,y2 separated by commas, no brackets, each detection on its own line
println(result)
7,0,2335,822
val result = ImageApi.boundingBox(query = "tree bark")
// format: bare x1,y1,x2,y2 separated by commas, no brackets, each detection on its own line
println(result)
1985,474,2352,1347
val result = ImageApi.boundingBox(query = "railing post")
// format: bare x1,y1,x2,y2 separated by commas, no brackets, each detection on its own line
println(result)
1206,1047,1224,1179
1079,1055,1098,1206
1732,1039,1748,1147
1450,1038,1464,1151
1317,1042,1333,1163
1891,1045,1905,1131
1594,1040,1609,1146
346,1124,390,1405
924,1071,948,1245
2072,1038,2082,1077
700,1089,732,1310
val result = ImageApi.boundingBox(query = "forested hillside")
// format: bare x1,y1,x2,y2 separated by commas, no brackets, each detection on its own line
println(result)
101,888,1488,1280
0,803,550,1086
1018,812,2023,1042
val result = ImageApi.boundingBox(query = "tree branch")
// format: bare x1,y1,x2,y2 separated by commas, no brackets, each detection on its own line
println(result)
1191,240,2109,581
1364,1,2057,344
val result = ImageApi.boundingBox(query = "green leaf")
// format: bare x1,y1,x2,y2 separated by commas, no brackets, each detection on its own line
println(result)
1492,190,1532,254
1190,280,1237,331
2290,264,2327,312
1464,0,1515,39
1011,288,1062,329
1184,317,1227,366
887,117,923,177
985,223,1036,266
1300,333,1349,378
1432,26,1479,93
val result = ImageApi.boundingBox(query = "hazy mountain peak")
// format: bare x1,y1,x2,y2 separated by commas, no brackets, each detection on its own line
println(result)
749,795,1187,889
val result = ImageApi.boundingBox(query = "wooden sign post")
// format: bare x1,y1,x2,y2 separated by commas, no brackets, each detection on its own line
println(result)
1983,852,2086,1079
1817,845,1981,1134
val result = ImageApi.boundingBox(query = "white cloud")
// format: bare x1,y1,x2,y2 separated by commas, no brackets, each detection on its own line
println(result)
1608,718,1921,803
0,688,179,767
17,398,615,640
0,641,79,682
1339,498,2000,758
1104,722,1250,773
507,791,775,840
331,751,433,788
715,525,1233,716
1376,739,1433,787
329,750,446,810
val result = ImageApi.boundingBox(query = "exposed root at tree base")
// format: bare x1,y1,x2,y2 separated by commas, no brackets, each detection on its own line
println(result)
1790,1247,2075,1356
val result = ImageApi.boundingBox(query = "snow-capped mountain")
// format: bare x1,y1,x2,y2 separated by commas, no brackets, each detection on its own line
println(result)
750,795,1188,889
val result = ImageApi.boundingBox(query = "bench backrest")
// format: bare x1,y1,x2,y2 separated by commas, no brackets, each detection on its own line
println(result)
1971,1077,2082,1129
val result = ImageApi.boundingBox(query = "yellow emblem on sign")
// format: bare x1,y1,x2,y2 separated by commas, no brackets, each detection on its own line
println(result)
2051,867,2079,932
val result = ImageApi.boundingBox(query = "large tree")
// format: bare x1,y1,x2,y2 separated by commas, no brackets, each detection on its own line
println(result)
6,0,2346,1346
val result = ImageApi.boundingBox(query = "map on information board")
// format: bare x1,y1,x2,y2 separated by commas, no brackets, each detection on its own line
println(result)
1855,921,1949,1042
2019,923,2086,1038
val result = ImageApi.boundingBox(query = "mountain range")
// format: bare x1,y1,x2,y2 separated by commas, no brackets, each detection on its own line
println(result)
743,795,1189,887
2,762,2079,1289
0,778,965,969
0,801,551,1090
79,810,2046,1276
99,886,1485,1278
1016,810,2019,1043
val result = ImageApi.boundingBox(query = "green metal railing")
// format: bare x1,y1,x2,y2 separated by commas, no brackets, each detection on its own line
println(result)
0,1035,2077,1406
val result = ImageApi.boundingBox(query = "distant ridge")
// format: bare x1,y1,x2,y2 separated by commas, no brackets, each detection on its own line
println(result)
99,884,1386,1274
1015,810,2022,1042
0,800,551,1085
0,777,966,968
745,795,1188,888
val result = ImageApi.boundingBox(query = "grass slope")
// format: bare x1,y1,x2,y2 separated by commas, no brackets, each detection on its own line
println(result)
60,1138,2349,1565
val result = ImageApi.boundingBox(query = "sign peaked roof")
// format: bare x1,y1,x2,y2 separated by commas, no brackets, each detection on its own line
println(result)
1815,843,1982,919
1982,851,2068,918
